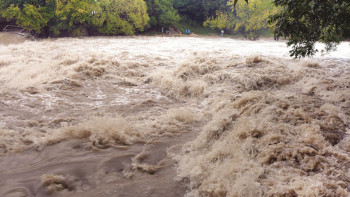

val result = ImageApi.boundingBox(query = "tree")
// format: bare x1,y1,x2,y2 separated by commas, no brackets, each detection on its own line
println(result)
92,0,149,35
0,0,55,33
1,0,150,36
54,0,97,36
203,0,232,18
173,0,236,24
172,0,204,24
269,0,350,58
204,0,277,39
145,0,180,27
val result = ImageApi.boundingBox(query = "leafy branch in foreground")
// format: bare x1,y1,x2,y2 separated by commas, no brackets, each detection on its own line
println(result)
269,0,350,58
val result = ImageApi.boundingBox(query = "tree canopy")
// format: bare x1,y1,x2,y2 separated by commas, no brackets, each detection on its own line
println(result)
54,0,96,36
145,0,180,27
0,0,54,33
204,0,277,39
0,0,349,58
92,0,149,35
270,0,350,58
0,0,149,36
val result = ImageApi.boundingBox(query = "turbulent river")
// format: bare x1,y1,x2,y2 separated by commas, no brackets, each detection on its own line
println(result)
0,35,349,197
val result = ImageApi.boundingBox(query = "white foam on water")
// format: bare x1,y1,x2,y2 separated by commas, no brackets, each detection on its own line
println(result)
0,36,349,196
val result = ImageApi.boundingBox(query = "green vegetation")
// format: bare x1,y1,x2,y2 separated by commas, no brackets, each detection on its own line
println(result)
0,0,149,36
54,0,95,36
0,0,349,57
175,21,217,36
92,0,149,36
145,0,180,27
0,0,54,33
204,0,277,39
270,0,350,58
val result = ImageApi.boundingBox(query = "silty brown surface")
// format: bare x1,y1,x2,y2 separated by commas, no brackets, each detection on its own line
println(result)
0,37,349,196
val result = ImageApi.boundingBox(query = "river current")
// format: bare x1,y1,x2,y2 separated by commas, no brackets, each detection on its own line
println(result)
0,35,349,196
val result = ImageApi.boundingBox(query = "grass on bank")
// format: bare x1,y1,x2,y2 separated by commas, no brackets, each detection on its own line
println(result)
141,20,274,39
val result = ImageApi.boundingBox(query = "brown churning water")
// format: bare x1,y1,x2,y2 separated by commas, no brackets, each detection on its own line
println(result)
0,36,349,196
0,32,27,45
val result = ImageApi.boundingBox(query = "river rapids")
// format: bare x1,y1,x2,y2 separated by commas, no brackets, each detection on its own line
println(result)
0,35,349,197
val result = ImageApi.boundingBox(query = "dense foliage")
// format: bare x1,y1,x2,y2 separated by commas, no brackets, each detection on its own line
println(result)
0,0,251,36
145,0,180,27
270,0,350,58
204,0,277,39
0,0,149,36
92,0,149,35
54,0,95,36
0,0,54,33
0,0,349,58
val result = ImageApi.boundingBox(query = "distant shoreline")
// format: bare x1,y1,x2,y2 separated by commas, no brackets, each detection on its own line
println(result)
2,32,349,47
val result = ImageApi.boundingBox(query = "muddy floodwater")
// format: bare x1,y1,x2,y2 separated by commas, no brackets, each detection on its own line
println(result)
0,33,28,46
0,35,349,197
